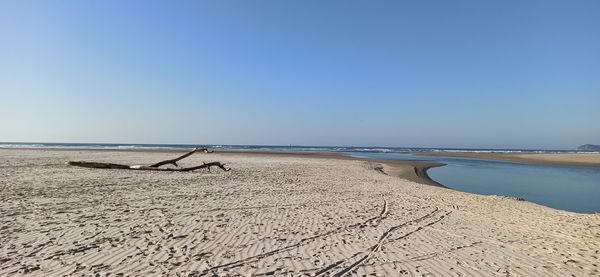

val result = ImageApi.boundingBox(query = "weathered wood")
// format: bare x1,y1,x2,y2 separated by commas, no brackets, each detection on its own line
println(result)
67,161,131,170
67,161,230,172
66,148,230,172
135,162,229,172
149,148,212,168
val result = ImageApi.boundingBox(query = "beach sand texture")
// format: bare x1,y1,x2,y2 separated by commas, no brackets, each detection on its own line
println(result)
420,152,600,167
1,149,599,276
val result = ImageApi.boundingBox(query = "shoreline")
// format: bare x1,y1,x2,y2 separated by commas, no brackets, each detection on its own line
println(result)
366,159,447,187
417,151,600,167
5,146,599,167
219,150,448,187
1,147,448,187
7,147,600,188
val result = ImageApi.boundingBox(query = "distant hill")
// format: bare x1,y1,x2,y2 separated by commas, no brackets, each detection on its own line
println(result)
577,144,600,151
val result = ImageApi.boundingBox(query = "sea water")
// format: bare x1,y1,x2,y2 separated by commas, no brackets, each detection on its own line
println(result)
347,152,600,213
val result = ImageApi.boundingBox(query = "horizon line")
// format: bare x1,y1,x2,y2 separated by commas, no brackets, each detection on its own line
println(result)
0,141,583,151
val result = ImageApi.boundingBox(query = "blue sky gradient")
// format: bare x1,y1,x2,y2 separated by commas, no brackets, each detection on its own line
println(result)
1,1,599,149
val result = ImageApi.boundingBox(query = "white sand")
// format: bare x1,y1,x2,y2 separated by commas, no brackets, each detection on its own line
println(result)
511,153,600,165
420,152,600,167
1,149,599,276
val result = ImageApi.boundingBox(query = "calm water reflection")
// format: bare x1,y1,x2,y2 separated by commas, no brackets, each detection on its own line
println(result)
348,152,600,213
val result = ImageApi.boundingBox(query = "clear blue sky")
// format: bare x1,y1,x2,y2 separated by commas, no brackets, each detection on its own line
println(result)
1,1,598,149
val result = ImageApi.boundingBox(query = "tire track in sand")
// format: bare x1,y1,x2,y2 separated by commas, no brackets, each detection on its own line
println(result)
317,207,451,277
199,199,389,275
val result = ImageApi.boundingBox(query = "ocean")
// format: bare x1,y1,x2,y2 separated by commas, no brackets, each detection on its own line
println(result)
0,142,595,154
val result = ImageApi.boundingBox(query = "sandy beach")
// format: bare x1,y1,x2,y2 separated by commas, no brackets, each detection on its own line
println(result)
418,152,600,167
1,149,599,276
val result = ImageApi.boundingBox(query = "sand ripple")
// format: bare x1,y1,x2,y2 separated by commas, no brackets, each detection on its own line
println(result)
1,149,599,276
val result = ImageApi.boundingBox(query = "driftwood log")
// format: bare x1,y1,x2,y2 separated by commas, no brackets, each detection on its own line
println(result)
67,148,230,172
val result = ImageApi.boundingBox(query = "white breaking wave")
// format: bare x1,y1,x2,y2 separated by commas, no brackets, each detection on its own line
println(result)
0,144,45,148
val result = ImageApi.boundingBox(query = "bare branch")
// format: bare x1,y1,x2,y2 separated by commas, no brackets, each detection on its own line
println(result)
67,161,130,170
66,148,229,172
149,147,212,168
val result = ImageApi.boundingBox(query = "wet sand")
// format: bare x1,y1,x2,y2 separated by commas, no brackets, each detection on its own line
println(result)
218,151,446,187
418,152,600,167
1,149,599,276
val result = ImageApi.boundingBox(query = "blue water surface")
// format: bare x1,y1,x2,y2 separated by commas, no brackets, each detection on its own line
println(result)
347,152,600,213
